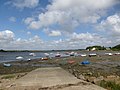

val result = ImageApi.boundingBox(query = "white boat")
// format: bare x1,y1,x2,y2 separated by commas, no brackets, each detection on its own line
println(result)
90,53,97,55
105,53,113,56
115,53,120,55
50,53,53,55
29,53,36,56
3,63,11,67
44,53,49,57
16,56,24,60
70,52,75,56
27,58,31,61
89,53,97,56
55,53,61,57
80,54,87,57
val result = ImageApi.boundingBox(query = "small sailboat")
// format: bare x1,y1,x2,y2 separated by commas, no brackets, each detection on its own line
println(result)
80,54,87,57
105,53,113,56
27,58,31,61
89,53,97,57
16,56,24,60
55,52,61,57
81,61,90,65
3,63,11,67
70,52,75,56
29,53,36,56
44,53,49,57
41,57,48,60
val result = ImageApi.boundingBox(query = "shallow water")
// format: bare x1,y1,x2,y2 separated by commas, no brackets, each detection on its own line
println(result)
0,51,67,63
0,51,118,63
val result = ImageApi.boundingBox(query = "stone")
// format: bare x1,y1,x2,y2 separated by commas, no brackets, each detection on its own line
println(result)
94,76,104,85
77,75,85,80
87,77,96,83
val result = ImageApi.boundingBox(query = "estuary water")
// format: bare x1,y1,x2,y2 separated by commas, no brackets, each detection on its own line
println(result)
0,51,118,63
0,52,49,63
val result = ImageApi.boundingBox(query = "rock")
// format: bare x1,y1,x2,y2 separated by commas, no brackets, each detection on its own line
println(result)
106,75,116,81
77,74,85,80
94,76,104,84
105,75,120,82
87,77,96,83
116,76,119,79
86,76,104,84
68,69,73,73
73,72,78,77
98,76,104,81
87,72,93,76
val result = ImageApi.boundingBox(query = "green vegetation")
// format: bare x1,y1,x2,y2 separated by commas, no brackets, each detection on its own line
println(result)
100,80,120,90
86,46,106,50
112,44,120,51
1,74,15,79
0,65,38,75
0,49,6,52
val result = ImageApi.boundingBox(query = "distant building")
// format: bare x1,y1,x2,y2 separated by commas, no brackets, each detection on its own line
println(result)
91,47,96,51
106,47,111,50
87,47,96,51
86,46,106,51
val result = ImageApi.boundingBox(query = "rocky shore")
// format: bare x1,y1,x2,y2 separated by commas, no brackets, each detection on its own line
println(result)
0,54,120,89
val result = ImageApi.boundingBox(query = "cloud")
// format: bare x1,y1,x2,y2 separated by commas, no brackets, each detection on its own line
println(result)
8,0,39,9
48,30,61,36
27,31,31,35
2,0,120,50
24,0,119,32
0,30,119,50
44,28,61,36
9,16,16,22
23,17,35,25
0,30,14,47
95,13,120,46
97,13,120,36
45,32,109,50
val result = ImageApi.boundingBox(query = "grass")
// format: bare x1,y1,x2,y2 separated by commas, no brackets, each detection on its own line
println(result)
100,80,120,90
0,64,38,75
1,74,16,79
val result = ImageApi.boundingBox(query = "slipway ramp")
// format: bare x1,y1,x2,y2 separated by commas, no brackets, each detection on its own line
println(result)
9,67,106,90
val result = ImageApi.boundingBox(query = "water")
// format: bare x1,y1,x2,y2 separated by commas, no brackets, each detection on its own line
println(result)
0,52,47,62
0,51,118,63
0,51,68,63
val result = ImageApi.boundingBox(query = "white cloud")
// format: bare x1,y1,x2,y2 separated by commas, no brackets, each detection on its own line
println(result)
49,31,61,36
2,0,120,50
0,30,119,50
27,31,31,35
9,16,16,22
44,28,61,36
8,0,39,9
97,14,120,36
24,0,119,32
0,30,14,41
70,32,107,46
23,17,35,25
0,30,14,48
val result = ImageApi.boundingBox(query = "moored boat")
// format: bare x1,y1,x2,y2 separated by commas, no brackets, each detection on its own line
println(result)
3,63,11,67
29,53,36,56
55,53,61,57
16,56,24,60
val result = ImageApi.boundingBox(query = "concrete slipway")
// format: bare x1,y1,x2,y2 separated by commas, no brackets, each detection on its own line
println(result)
9,67,106,90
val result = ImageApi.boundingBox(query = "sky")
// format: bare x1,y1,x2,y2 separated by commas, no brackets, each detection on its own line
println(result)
0,0,120,50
